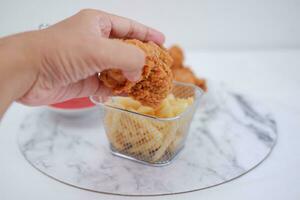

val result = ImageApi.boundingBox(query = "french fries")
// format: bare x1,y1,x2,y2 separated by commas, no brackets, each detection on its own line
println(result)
104,94,194,162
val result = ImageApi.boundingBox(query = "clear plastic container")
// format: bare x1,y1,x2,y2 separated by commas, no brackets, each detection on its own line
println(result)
90,82,204,166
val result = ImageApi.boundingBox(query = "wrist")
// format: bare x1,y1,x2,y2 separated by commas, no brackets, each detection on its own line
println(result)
0,31,41,101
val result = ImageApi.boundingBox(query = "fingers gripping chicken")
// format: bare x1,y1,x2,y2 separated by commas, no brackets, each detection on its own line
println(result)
99,39,173,107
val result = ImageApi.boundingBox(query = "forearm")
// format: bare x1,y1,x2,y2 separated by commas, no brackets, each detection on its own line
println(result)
0,32,39,116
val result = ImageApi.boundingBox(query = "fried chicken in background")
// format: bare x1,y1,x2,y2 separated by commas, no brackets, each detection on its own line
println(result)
168,45,184,68
99,39,173,108
168,46,207,91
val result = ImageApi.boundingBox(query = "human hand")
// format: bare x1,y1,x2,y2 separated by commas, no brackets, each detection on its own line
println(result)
18,9,165,105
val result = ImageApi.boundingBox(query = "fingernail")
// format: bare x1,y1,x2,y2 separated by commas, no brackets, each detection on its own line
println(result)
148,29,165,45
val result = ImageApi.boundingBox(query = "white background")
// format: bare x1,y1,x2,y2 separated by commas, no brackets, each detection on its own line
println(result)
1,0,300,200
1,0,300,50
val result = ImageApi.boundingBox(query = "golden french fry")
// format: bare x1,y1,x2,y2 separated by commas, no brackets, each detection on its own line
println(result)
137,106,155,115
104,94,194,162
117,97,141,110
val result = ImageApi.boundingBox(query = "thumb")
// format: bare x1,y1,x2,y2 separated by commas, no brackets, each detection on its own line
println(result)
97,38,145,82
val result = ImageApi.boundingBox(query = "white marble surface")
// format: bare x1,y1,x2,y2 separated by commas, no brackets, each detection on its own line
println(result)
17,83,277,196
1,50,300,199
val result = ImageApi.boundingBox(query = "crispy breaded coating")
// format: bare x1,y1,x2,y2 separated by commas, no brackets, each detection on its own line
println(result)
99,39,173,107
168,45,207,91
99,69,131,93
172,67,207,91
168,45,184,68
195,78,207,91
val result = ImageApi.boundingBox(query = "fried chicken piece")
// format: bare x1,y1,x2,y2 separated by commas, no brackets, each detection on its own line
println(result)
168,45,207,91
99,69,130,93
99,39,173,107
168,45,184,68
172,67,207,91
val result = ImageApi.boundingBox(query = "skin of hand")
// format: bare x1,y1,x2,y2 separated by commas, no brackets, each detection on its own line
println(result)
0,9,165,116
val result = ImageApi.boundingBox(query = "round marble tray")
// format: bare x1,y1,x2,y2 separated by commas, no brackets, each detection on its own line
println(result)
17,83,277,196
